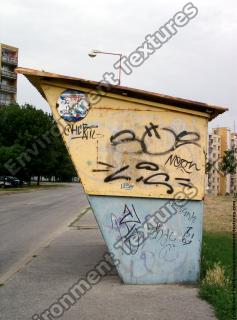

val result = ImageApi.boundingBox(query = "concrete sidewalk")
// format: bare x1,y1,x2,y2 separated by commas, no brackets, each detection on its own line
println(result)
0,209,217,320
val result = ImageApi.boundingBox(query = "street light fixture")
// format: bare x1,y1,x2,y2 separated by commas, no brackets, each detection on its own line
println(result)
88,49,122,85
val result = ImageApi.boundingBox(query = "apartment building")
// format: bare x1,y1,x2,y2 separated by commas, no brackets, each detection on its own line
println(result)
208,127,237,195
230,132,237,194
208,130,222,195
0,43,18,106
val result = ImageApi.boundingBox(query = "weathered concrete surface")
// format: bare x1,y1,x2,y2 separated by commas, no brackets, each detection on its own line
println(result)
89,196,203,284
70,206,97,229
0,183,88,283
0,210,216,320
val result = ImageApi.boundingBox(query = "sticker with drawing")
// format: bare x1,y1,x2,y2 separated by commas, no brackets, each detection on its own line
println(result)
57,89,89,122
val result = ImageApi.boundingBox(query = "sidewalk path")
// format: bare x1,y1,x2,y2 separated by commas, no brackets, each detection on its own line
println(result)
0,208,217,320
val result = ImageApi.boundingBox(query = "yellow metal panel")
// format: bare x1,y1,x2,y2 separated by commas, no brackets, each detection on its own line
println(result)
42,84,207,200
41,80,211,119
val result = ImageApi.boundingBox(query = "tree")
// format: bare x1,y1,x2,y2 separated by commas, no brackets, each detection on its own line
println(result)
219,149,237,176
0,103,76,185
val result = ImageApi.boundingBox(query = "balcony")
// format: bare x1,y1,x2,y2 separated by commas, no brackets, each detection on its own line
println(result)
0,83,17,93
2,56,18,66
1,69,17,79
0,98,15,106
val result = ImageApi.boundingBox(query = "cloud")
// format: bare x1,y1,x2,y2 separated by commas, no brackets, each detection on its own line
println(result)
0,0,236,129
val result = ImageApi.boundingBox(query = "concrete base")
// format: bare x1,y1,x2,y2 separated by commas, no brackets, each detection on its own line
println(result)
89,196,203,284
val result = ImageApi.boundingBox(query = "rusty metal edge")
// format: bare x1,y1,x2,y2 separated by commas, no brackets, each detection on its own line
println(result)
16,67,228,121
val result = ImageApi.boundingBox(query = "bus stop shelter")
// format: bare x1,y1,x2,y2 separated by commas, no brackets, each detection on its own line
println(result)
16,67,227,284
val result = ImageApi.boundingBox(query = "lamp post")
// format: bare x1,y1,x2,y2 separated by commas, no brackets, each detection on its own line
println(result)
88,50,122,85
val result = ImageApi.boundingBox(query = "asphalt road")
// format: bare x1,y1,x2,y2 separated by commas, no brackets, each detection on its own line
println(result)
0,183,88,284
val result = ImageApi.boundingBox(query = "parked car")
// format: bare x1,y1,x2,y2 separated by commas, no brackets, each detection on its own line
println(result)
0,176,22,188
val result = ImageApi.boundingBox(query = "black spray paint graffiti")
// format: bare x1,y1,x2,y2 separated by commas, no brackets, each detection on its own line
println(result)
176,207,197,224
64,123,103,140
110,122,200,156
165,153,201,174
182,227,195,245
113,201,196,256
147,221,178,262
111,204,143,255
92,123,200,191
93,160,194,194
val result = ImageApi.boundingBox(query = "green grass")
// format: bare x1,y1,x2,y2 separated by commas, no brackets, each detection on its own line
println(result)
200,231,233,320
200,196,235,319
0,183,68,194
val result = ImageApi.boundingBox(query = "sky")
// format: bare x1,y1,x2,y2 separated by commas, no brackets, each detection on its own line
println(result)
0,0,236,130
